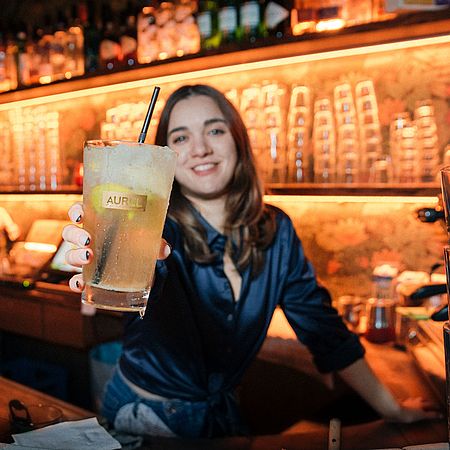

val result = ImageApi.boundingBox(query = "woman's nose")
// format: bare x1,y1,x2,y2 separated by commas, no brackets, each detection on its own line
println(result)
191,136,212,157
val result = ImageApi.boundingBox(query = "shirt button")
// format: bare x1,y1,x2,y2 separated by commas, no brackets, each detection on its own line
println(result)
226,314,233,322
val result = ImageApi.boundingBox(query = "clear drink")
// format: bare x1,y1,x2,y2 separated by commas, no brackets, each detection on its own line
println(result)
81,140,177,312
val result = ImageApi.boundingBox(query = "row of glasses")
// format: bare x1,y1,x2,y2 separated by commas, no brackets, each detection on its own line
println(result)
389,113,420,183
0,121,13,186
286,85,312,182
334,83,359,183
354,80,384,182
415,100,440,182
9,107,61,191
101,99,165,144
239,82,288,183
313,97,336,183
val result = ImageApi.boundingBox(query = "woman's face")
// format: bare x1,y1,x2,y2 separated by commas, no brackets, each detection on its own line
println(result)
167,95,238,201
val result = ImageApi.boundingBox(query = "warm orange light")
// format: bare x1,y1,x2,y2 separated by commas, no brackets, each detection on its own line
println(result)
1,34,449,112
316,19,345,33
39,76,52,85
24,242,58,253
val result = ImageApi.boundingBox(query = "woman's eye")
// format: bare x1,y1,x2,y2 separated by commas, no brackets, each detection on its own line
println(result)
172,135,187,144
208,128,225,136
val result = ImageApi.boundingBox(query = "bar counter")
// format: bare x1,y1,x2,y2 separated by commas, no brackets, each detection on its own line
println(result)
0,337,447,449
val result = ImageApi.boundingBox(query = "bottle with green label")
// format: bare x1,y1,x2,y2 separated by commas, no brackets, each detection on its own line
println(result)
197,0,220,50
239,0,266,44
218,0,239,45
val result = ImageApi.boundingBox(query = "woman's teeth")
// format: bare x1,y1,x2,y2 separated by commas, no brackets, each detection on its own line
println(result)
193,163,215,172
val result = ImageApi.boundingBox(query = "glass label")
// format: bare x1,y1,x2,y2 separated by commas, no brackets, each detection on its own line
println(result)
102,191,147,211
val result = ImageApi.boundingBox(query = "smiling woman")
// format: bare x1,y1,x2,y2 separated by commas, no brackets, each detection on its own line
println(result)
61,83,441,443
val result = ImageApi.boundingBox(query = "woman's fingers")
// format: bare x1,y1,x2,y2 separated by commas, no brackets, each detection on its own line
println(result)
158,239,171,260
69,274,85,293
65,248,93,267
68,202,84,224
62,224,91,247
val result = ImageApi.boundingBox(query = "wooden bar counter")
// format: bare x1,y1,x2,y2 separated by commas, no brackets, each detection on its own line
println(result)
0,337,447,449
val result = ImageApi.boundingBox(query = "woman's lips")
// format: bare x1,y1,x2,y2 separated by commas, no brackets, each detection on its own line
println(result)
192,162,218,175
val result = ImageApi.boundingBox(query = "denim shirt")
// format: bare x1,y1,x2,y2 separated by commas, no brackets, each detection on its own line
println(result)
119,205,365,430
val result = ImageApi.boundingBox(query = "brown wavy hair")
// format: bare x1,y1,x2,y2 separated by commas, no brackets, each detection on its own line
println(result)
155,84,276,277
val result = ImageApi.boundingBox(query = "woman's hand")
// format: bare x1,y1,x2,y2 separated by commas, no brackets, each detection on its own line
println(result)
62,202,172,293
383,397,443,424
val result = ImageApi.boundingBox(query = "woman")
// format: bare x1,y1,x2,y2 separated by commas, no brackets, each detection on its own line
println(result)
63,84,440,439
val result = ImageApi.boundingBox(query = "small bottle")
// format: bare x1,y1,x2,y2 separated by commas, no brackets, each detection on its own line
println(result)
120,2,138,67
240,0,266,44
99,4,122,71
51,12,68,81
197,0,220,50
66,3,85,77
137,1,159,64
82,0,101,73
218,0,239,46
15,24,31,87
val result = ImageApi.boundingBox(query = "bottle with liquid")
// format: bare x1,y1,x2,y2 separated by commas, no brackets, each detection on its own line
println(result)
240,0,266,44
99,4,122,71
52,12,68,81
197,0,220,50
218,0,239,45
15,24,31,87
82,0,101,73
264,0,293,39
174,0,201,56
156,0,178,59
137,1,159,64
120,1,138,67
66,3,85,77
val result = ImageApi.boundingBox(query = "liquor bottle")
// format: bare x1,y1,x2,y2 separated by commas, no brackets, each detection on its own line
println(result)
218,0,239,45
137,1,159,64
81,0,101,73
99,4,122,70
37,17,54,83
15,24,31,86
66,3,85,77
52,12,68,81
120,2,138,67
239,0,266,44
197,0,220,50
264,0,293,39
156,1,177,59
174,0,200,56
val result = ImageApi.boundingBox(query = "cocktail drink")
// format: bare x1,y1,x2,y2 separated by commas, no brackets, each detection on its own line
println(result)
82,140,177,312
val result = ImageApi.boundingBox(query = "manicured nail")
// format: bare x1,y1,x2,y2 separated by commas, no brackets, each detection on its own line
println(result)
84,237,90,246
76,280,81,289
75,215,82,223
85,251,90,261
164,244,172,258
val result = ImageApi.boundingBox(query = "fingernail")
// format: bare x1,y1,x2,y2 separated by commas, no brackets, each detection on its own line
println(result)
164,244,172,258
76,280,80,289
75,214,82,223
85,251,90,261
84,237,90,246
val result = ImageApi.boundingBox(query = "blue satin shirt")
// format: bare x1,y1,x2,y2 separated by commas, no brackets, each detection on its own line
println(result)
118,205,365,434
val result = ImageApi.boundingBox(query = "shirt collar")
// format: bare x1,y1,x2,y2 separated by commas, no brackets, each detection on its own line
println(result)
189,203,227,250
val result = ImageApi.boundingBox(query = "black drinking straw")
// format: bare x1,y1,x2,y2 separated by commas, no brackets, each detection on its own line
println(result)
138,86,160,144
92,86,161,285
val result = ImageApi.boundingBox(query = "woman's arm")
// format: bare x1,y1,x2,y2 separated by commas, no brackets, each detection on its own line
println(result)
338,357,442,423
